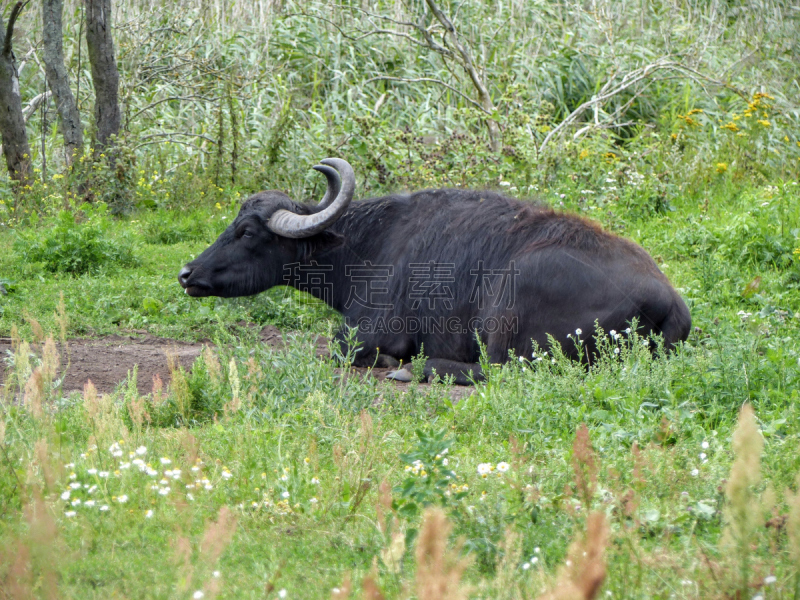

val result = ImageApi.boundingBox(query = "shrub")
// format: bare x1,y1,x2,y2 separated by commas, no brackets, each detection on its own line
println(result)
15,209,137,275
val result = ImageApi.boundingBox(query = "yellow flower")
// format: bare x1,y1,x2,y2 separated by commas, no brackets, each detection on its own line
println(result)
721,122,739,132
757,119,771,127
215,202,222,210
716,163,728,173
785,136,790,143
579,149,589,160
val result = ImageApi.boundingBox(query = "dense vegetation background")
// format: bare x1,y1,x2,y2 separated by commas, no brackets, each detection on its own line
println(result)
1,0,800,598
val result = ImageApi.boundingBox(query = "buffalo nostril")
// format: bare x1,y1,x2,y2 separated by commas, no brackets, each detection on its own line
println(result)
178,266,192,286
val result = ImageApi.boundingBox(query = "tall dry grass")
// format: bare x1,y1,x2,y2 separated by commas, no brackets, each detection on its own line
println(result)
720,404,764,594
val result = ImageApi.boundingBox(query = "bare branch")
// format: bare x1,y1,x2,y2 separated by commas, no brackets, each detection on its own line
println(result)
424,0,499,150
3,1,28,58
16,46,36,78
129,95,216,122
365,76,489,114
539,60,678,153
22,90,51,122
414,10,454,59
286,9,453,58
538,58,749,154
137,131,216,144
133,138,211,154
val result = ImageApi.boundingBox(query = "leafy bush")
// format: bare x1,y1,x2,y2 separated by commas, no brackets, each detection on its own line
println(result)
15,209,137,275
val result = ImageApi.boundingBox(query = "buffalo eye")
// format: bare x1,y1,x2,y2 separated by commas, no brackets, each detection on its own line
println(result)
242,231,254,238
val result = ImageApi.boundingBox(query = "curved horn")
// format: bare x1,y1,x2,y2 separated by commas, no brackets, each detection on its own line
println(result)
312,164,341,210
268,158,355,239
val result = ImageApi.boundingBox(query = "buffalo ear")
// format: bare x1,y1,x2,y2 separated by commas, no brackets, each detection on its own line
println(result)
296,230,345,262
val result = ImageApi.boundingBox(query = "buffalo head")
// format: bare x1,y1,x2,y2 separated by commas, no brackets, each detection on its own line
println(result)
178,158,354,298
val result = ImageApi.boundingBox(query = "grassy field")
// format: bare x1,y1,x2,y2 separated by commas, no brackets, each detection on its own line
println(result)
2,0,800,598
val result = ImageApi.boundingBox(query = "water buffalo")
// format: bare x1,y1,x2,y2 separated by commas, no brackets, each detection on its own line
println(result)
179,158,691,384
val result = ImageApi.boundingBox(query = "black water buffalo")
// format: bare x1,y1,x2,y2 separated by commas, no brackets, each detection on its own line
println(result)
179,158,691,384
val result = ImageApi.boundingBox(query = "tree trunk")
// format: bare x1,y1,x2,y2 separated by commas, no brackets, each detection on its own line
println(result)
43,0,83,165
84,0,119,151
0,2,33,183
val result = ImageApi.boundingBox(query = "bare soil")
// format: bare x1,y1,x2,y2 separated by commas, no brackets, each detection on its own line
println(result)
0,326,473,401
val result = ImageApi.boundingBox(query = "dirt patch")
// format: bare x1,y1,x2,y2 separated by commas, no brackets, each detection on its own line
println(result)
0,335,204,395
0,326,474,401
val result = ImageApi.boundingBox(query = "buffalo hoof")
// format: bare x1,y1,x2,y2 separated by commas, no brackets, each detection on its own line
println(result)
386,368,414,383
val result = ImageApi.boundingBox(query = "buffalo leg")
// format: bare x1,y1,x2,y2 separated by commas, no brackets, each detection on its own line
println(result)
387,359,482,386
334,328,409,368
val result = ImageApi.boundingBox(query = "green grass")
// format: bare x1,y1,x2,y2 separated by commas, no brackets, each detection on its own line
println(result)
2,0,800,596
2,167,800,598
